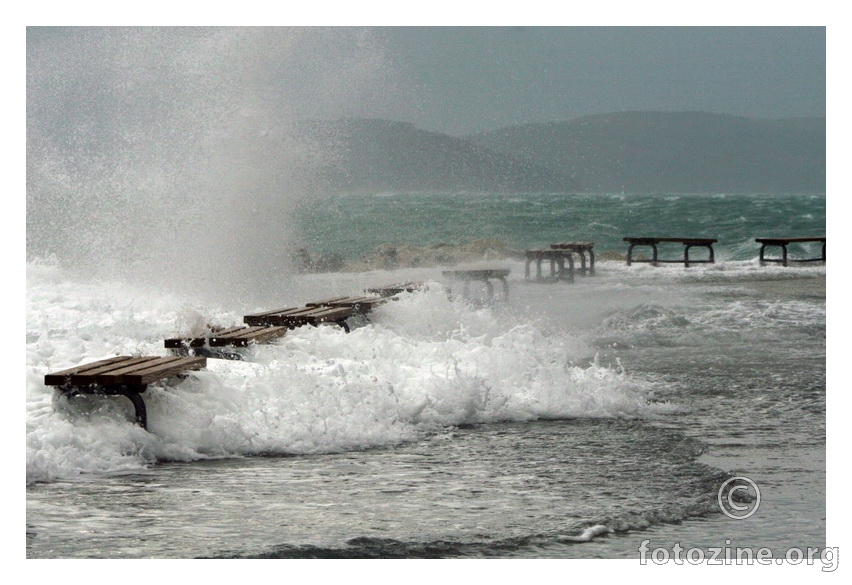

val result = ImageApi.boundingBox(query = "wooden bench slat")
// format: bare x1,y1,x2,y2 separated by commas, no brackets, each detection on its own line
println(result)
165,326,289,349
211,326,287,346
44,356,139,386
94,356,194,385
205,326,248,337
243,307,299,319
755,237,825,244
127,357,207,385
624,237,718,244
210,326,267,341
45,356,207,387
96,357,206,385
306,296,387,313
365,282,423,297
164,326,247,348
301,306,354,320
244,306,353,327
304,297,351,307
44,356,129,384
68,357,162,385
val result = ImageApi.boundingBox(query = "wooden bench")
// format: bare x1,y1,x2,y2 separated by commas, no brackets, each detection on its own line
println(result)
364,282,424,297
524,249,574,282
44,356,207,430
756,237,825,266
550,241,595,275
305,295,387,314
244,305,354,332
164,325,288,359
442,269,510,300
624,237,717,267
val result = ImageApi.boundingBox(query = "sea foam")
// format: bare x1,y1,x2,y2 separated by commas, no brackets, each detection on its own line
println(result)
26,260,666,483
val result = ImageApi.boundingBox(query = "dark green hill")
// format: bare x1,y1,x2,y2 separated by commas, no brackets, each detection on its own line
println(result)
298,118,580,193
467,112,825,193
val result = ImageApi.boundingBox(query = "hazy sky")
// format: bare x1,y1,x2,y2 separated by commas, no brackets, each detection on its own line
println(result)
26,26,826,140
379,27,825,135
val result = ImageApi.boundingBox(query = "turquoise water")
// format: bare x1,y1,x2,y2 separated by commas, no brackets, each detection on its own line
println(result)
27,191,827,558
293,193,826,261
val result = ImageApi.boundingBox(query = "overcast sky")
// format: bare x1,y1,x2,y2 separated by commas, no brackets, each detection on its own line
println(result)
380,27,825,134
27,26,826,140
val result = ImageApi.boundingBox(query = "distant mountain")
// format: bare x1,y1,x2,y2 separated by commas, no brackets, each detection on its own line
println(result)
297,118,579,193
468,112,825,193
293,112,824,194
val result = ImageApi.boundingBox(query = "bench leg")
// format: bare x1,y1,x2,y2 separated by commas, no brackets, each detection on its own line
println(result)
759,243,788,266
684,244,715,267
760,242,825,266
629,243,659,266
525,258,531,280
588,249,595,275
561,253,574,283
117,388,148,430
62,384,149,430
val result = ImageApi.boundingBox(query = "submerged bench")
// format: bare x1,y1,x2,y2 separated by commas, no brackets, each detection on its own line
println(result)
44,356,207,430
624,237,717,267
756,237,826,266
550,241,595,275
524,249,574,282
244,305,354,332
165,325,288,359
442,269,510,300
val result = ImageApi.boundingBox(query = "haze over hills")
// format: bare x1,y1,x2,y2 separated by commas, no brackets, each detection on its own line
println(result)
300,112,825,194
470,112,825,194
300,118,579,193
